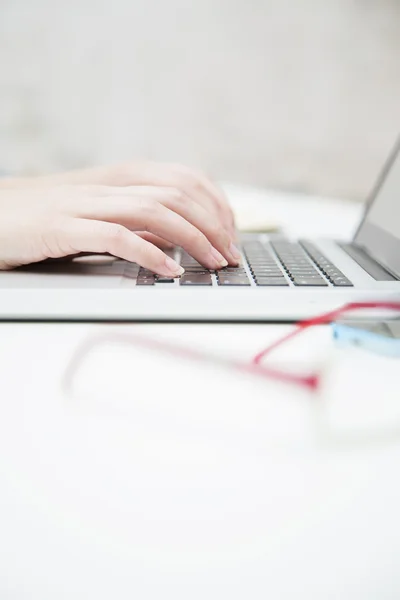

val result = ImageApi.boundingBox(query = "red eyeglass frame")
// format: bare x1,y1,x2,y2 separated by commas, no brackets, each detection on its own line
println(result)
251,301,400,390
62,301,400,396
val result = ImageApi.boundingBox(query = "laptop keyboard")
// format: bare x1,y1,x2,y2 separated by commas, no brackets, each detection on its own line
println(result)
299,240,353,286
132,240,353,287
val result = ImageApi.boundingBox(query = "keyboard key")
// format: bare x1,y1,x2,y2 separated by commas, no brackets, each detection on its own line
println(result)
253,272,285,278
218,270,248,277
156,277,176,283
285,269,318,275
218,279,251,286
292,278,328,286
251,263,281,268
218,271,248,278
251,266,282,273
251,263,280,269
330,277,353,287
180,281,212,286
183,268,211,274
218,275,250,283
138,268,156,276
288,272,323,278
180,274,212,285
282,259,309,264
136,279,155,286
248,263,275,268
255,277,289,286
136,270,156,284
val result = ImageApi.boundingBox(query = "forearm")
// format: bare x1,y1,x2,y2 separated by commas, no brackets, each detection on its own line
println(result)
0,168,115,189
0,176,45,189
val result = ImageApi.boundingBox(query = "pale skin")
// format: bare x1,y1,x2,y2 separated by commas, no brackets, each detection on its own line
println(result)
0,161,240,276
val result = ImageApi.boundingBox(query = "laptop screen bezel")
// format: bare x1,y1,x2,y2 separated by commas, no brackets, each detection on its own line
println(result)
354,136,400,278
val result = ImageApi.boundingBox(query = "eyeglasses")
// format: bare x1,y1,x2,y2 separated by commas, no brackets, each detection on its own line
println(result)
62,300,400,449
252,300,400,387
63,301,400,396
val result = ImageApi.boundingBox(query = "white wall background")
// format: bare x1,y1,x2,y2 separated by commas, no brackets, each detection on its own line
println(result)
0,0,399,199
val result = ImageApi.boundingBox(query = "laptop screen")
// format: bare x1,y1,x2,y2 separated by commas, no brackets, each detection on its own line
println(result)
355,138,400,277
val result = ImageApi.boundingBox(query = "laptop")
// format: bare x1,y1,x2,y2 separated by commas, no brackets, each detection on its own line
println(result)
1,139,400,322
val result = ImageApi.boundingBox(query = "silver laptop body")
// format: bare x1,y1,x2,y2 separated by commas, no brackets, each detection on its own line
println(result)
1,139,400,322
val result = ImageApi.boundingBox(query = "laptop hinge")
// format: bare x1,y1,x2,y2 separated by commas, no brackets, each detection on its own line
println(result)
339,243,398,281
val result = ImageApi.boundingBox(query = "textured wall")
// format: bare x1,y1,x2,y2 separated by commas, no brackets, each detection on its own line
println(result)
0,0,399,199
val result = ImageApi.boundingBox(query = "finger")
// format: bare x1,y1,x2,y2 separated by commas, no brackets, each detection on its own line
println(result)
183,170,236,230
78,196,229,270
136,232,175,250
120,162,235,235
199,178,236,235
71,185,240,264
170,167,236,236
159,188,240,265
53,218,184,277
166,167,235,234
40,163,237,237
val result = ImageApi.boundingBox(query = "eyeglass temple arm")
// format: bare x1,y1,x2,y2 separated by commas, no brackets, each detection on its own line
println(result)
252,301,400,366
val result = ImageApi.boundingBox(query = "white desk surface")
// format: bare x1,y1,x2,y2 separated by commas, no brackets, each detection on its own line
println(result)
1,189,399,600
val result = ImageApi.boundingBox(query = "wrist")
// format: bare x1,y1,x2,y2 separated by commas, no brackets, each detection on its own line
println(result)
0,175,52,189
0,177,22,189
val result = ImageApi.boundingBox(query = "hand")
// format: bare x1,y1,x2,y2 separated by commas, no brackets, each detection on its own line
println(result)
0,183,241,276
8,160,237,242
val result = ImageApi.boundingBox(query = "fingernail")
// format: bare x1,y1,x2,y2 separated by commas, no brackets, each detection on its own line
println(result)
164,256,185,277
229,242,241,261
210,246,228,267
